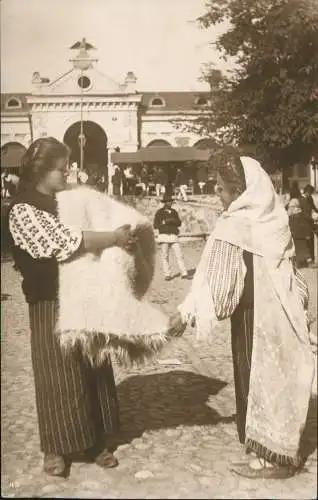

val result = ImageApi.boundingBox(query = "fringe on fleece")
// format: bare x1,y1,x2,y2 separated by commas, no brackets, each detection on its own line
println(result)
245,438,303,468
55,328,169,368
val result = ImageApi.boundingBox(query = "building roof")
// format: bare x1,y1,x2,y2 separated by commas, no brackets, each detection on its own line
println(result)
141,91,211,110
1,93,30,113
1,90,210,112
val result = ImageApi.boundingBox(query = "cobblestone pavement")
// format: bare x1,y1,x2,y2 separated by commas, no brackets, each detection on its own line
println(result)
1,242,317,499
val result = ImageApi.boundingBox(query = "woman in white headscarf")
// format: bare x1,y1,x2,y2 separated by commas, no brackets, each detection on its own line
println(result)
170,154,316,479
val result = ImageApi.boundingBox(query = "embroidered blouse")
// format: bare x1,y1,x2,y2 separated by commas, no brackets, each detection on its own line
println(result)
9,203,82,262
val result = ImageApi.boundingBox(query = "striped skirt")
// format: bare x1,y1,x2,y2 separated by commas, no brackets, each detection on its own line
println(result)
231,306,254,445
29,300,120,456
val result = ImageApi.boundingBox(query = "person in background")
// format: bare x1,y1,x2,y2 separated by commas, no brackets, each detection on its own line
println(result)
154,167,168,198
284,180,302,211
67,162,78,185
154,194,189,281
123,165,136,195
140,165,150,196
8,137,136,477
302,184,318,263
78,168,88,185
112,166,122,196
288,198,312,267
197,166,208,194
175,168,188,201
289,181,302,200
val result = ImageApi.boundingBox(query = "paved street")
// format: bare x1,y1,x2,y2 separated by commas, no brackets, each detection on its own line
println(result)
1,241,317,499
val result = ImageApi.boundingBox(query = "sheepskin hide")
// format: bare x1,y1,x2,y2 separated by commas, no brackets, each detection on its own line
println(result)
56,186,169,367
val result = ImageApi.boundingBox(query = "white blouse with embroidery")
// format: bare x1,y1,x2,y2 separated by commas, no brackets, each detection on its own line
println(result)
9,203,82,262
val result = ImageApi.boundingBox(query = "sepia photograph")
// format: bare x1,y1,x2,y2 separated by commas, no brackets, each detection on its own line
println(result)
1,0,317,498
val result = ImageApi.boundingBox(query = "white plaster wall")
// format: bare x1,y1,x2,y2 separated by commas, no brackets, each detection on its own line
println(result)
140,115,202,148
31,107,139,151
1,119,31,148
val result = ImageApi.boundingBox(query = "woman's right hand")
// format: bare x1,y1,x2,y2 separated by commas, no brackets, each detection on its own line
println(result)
114,224,136,251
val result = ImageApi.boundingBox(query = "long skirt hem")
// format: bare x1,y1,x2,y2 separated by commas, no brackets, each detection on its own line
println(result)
245,438,303,468
29,300,120,456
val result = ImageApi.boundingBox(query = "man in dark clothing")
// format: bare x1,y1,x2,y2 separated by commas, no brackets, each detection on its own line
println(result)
154,195,189,280
301,185,318,262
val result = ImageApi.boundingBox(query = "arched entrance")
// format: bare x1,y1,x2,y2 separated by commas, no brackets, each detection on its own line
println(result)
63,121,108,187
1,142,26,172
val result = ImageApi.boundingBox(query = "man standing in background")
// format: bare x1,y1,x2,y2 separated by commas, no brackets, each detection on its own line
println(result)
175,168,188,201
154,194,189,281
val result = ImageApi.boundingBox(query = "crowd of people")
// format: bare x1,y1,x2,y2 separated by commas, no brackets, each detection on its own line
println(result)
1,169,20,198
285,181,318,268
5,137,317,483
111,164,211,199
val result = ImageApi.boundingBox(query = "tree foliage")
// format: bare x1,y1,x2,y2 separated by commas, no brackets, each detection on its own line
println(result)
194,0,318,170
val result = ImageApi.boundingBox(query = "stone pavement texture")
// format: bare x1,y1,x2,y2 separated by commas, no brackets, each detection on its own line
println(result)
1,242,317,499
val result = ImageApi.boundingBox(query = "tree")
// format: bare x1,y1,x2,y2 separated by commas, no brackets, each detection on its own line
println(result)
194,0,318,173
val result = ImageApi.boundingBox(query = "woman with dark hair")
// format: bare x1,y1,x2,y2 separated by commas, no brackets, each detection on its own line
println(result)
170,154,316,479
8,137,135,477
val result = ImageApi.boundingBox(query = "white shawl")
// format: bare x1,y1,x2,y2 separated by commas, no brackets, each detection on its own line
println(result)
179,157,316,464
56,186,169,367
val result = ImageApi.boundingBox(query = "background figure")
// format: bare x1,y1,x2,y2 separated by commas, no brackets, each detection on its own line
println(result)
67,162,78,185
289,180,302,200
288,198,312,267
153,195,189,281
123,165,137,195
197,166,208,194
78,168,88,185
175,168,188,201
140,165,150,195
154,167,167,198
302,185,318,262
112,166,122,196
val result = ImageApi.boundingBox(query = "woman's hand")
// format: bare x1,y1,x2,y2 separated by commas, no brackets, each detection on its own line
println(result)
168,311,187,338
114,225,138,253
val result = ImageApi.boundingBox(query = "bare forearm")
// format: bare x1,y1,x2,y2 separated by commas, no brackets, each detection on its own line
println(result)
82,230,117,252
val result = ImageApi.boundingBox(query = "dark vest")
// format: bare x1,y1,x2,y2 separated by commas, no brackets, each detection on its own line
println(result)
8,190,59,304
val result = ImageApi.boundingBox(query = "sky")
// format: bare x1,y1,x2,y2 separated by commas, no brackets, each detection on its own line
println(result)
1,0,232,93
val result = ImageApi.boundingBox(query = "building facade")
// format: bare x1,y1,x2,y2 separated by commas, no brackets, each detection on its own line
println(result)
1,41,317,193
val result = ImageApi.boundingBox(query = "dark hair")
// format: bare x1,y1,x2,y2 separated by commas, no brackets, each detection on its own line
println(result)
303,184,314,195
289,181,301,199
215,150,246,196
19,137,69,189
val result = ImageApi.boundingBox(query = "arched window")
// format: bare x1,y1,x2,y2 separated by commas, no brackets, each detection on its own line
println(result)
6,98,22,109
150,96,165,107
146,139,171,148
195,96,208,106
193,138,216,150
1,142,26,169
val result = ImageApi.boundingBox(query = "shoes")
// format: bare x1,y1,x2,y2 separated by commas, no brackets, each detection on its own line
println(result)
43,453,67,477
95,448,119,468
165,276,173,281
181,274,191,280
230,462,298,479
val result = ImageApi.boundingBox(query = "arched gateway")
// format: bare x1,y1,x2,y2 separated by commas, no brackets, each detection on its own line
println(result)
63,121,108,184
